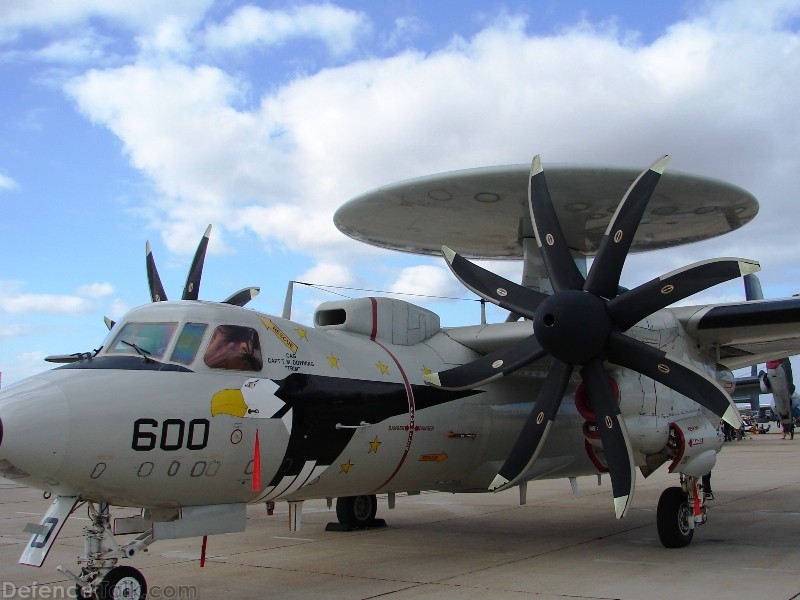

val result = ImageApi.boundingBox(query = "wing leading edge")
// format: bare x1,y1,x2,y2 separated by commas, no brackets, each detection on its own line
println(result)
676,297,800,370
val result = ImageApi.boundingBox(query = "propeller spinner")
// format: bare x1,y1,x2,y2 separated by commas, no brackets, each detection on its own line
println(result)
425,155,756,518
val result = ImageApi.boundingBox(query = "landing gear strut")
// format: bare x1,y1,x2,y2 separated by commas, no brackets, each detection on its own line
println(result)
657,475,709,548
58,502,152,600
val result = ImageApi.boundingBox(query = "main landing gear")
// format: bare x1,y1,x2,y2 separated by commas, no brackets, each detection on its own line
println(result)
58,502,153,600
657,475,710,548
326,495,386,531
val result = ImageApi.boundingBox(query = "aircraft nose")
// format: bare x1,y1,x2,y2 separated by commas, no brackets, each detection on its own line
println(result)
0,377,69,486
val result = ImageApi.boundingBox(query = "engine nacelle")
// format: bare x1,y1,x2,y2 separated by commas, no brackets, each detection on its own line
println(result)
667,415,723,477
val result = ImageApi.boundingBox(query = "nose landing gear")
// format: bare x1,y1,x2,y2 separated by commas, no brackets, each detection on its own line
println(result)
58,502,153,600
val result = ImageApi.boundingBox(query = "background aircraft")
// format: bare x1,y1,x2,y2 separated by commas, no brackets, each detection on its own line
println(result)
2,155,800,600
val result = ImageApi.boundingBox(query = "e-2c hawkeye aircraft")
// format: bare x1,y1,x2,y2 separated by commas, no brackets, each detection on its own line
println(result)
2,154,800,600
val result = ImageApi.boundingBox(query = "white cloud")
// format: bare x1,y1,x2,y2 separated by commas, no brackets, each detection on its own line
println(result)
204,3,371,56
77,282,114,297
0,293,93,315
390,265,465,300
0,351,49,388
0,172,19,191
297,262,354,288
0,281,94,315
0,323,29,338
0,0,211,41
61,0,800,305
109,298,130,319
32,31,108,63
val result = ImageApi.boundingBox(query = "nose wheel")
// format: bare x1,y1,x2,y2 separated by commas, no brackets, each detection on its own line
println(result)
59,502,153,600
79,566,147,600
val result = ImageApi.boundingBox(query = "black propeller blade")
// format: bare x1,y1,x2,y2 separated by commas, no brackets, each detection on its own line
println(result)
426,154,756,518
489,359,572,491
583,156,670,299
224,287,261,307
608,257,759,331
183,225,211,301
580,359,636,518
441,246,548,317
529,155,585,292
146,241,168,302
143,225,259,307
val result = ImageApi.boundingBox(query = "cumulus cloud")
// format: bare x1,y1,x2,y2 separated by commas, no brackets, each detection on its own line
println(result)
59,0,800,304
0,0,211,41
299,262,352,287
0,172,19,191
204,3,371,56
390,265,465,299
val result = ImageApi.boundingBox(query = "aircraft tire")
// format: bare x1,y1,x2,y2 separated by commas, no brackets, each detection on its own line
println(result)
657,486,694,548
96,565,147,600
336,495,378,528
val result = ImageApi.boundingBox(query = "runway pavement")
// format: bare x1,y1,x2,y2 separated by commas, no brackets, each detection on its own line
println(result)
1,431,798,599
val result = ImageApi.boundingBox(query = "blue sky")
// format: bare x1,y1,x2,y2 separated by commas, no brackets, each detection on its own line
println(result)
2,0,800,385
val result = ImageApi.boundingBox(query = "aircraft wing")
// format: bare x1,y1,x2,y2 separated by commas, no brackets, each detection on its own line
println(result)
444,298,800,373
674,297,800,370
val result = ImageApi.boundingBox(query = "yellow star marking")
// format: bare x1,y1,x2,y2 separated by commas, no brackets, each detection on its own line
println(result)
340,459,354,474
376,361,389,375
328,353,340,368
422,366,432,376
368,436,381,454
296,327,308,341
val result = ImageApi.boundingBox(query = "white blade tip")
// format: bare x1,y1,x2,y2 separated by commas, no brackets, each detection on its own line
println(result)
614,495,630,519
441,245,456,265
738,259,761,276
531,154,543,176
723,405,741,429
423,372,442,387
489,474,510,492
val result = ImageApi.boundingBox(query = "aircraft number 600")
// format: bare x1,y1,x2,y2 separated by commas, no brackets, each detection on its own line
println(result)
132,418,210,451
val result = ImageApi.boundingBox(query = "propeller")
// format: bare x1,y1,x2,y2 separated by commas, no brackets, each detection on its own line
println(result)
145,225,259,307
425,155,758,518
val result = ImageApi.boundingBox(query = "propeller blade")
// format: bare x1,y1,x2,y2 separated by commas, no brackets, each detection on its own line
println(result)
606,331,741,427
182,224,212,301
441,246,548,318
224,287,261,307
529,155,585,292
424,333,546,391
490,360,572,491
583,156,670,299
580,359,636,519
608,257,760,331
743,272,763,301
146,241,168,302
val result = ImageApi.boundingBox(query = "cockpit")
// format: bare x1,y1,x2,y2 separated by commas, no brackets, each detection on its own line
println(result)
61,303,266,374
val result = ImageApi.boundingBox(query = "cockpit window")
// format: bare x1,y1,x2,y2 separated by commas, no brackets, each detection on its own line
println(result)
170,322,208,365
108,322,178,360
204,325,263,372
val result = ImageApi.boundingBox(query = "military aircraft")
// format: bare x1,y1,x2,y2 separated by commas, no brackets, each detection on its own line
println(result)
3,154,800,600
732,274,799,435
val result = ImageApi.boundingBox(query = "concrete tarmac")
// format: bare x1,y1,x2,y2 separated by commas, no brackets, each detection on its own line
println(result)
1,432,798,599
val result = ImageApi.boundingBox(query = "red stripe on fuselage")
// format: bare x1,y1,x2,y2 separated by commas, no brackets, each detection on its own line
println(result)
368,297,416,491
